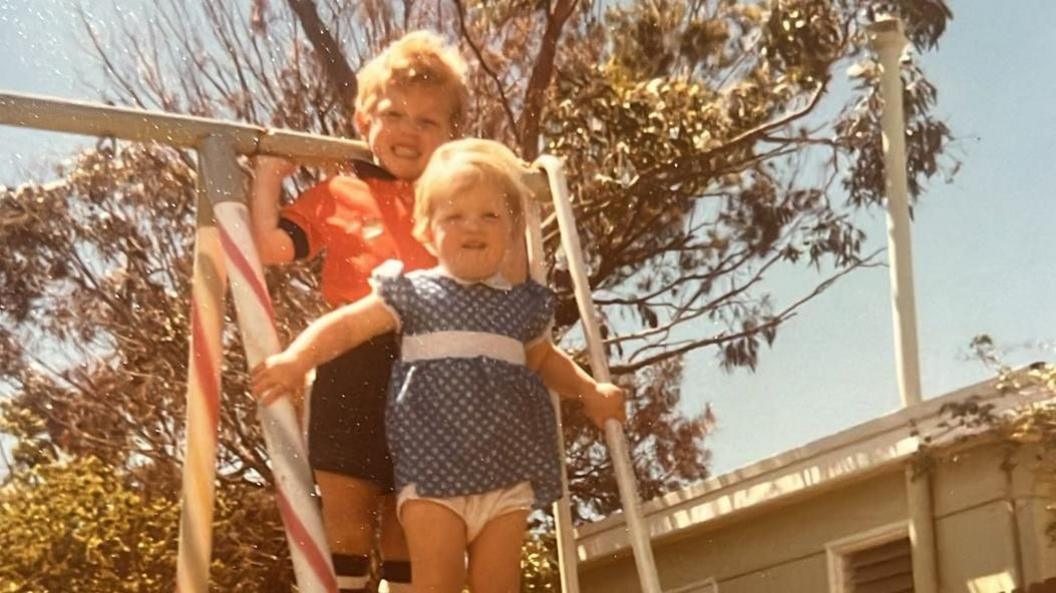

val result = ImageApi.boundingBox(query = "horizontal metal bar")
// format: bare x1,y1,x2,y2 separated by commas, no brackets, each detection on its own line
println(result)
0,90,371,161
0,90,553,200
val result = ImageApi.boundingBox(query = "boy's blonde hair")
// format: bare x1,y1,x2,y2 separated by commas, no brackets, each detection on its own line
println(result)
413,139,531,245
356,30,469,133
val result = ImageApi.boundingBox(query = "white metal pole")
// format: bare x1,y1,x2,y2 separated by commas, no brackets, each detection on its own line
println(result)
198,135,336,593
535,155,663,593
176,188,228,593
869,16,940,593
524,200,581,593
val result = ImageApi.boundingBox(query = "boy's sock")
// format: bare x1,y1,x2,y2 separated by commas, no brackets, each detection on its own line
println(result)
333,553,371,593
380,560,413,593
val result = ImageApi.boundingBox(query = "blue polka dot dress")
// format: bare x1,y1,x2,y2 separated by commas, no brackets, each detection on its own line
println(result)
371,261,562,508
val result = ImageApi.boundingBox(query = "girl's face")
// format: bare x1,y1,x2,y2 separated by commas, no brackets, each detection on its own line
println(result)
426,180,516,281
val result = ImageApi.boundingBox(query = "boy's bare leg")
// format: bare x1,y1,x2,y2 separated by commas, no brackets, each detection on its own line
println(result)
401,500,468,593
466,511,530,593
315,470,381,592
378,493,412,591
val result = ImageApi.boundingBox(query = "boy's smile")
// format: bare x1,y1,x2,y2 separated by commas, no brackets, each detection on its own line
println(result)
392,145,422,159
361,83,457,181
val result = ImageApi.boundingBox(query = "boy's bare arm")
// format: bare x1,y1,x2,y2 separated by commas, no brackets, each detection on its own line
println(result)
250,156,297,265
250,294,397,401
527,341,626,427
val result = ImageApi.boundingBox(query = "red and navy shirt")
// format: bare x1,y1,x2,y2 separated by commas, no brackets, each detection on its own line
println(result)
278,160,436,307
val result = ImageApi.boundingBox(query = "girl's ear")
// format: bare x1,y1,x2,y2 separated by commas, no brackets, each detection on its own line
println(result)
513,212,527,238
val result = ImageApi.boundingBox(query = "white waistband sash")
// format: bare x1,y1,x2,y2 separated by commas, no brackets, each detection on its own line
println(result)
401,331,526,366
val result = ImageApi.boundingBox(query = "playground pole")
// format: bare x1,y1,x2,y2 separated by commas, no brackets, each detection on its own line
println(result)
176,190,228,593
535,156,663,593
0,91,372,162
197,135,336,593
524,199,581,593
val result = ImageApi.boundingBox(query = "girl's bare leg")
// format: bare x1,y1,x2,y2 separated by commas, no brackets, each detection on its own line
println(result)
400,500,468,593
466,510,530,593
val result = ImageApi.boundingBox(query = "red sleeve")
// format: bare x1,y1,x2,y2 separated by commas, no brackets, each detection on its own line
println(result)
278,181,328,260
279,178,364,261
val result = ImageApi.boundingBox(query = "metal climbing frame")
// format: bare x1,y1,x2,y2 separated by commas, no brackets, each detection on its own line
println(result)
528,156,663,593
0,90,663,592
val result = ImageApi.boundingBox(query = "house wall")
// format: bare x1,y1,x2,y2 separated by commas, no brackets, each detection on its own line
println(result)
579,471,907,592
932,444,1019,593
1009,445,1056,588
577,443,1054,593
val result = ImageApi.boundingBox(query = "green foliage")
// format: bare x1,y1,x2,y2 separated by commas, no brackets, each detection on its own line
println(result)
531,0,954,387
764,0,843,84
0,456,294,593
928,336,1056,451
520,530,560,592
0,457,179,592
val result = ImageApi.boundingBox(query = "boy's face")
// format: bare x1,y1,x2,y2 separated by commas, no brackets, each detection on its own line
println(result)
426,178,515,282
360,83,457,181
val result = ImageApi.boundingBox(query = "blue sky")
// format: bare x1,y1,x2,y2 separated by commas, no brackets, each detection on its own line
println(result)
689,3,1056,472
1,1,1054,476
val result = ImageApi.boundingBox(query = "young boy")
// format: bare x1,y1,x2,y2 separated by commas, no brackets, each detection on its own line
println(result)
250,30,468,593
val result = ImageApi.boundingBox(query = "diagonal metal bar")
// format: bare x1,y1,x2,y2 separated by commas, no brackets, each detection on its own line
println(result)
525,197,581,593
535,155,663,593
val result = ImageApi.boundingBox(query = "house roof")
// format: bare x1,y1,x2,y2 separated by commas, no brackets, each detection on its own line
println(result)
575,375,1051,564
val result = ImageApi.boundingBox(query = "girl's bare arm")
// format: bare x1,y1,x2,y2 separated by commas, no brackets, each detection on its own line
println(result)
527,341,626,428
251,295,396,400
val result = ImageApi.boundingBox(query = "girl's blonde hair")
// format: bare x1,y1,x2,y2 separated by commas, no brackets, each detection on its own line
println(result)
413,139,531,245
356,30,469,133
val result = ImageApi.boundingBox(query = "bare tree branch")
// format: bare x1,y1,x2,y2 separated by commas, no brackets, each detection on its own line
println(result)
451,0,521,145
285,0,359,118
610,249,882,374
518,0,578,159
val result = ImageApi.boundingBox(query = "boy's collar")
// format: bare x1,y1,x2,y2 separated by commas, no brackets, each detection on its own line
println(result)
435,265,512,290
350,159,397,181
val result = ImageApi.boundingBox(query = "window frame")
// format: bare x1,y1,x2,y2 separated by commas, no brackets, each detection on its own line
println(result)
825,521,911,593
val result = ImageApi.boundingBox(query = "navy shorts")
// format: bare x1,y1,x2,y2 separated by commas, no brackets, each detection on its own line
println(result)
307,332,398,491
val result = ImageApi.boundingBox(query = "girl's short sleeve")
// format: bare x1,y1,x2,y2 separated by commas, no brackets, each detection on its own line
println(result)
524,281,557,346
369,260,414,330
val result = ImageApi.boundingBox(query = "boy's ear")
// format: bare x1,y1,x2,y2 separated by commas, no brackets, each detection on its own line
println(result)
354,111,372,137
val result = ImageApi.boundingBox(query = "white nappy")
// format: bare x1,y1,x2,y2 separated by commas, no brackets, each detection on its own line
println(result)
397,481,535,542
